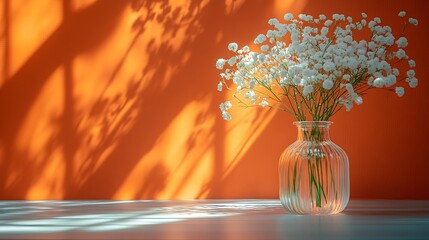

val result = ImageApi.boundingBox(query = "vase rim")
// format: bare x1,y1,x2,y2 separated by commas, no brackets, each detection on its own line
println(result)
293,121,333,126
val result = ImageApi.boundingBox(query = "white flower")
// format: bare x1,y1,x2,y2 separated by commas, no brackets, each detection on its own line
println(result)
216,59,226,69
290,30,300,42
395,49,406,59
244,91,251,99
409,59,416,67
268,18,279,25
228,57,237,66
339,98,352,111
228,42,238,52
298,14,313,21
408,77,418,88
344,83,354,93
361,12,367,18
284,13,293,21
396,37,408,48
259,98,269,107
324,20,333,26
392,68,399,76
303,85,314,96
385,75,397,87
250,52,258,62
379,61,390,71
332,14,345,21
323,61,335,72
242,46,250,52
217,81,223,91
373,77,385,88
314,63,323,70
385,34,394,45
254,34,266,44
220,101,232,120
322,79,334,90
319,14,326,20
347,58,359,70
320,27,329,36
407,69,415,77
250,95,257,104
267,30,276,38
233,72,243,85
409,18,418,26
395,87,405,97
249,79,256,89
355,96,363,105
222,111,231,121
226,101,232,109
261,45,269,52
367,77,374,86
220,101,232,111
293,76,302,85
343,74,350,81
398,11,406,17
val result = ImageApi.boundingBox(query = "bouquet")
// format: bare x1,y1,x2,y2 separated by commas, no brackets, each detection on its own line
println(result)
216,11,418,122
215,11,419,212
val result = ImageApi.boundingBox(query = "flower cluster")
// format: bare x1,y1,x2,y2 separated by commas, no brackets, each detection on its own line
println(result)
216,11,418,121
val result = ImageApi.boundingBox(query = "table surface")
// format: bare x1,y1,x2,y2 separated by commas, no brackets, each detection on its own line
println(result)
0,200,428,239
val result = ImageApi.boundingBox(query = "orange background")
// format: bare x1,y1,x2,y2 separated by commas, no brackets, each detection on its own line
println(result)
0,0,428,200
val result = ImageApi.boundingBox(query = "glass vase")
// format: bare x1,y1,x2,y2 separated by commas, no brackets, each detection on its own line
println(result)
279,121,349,215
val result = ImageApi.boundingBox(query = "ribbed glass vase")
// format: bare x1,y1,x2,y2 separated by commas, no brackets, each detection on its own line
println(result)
279,121,349,215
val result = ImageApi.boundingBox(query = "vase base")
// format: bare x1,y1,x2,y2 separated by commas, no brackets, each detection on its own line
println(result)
281,200,348,215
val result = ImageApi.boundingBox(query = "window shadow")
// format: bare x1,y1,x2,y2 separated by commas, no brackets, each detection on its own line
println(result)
0,0,131,198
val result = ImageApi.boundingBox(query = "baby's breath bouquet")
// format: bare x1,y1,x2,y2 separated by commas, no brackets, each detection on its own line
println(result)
216,12,418,121
215,12,419,214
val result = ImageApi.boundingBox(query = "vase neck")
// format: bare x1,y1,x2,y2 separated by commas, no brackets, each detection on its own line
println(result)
294,121,332,141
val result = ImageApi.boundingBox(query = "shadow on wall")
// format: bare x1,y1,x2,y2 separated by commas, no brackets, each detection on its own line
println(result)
0,0,132,198
0,0,285,199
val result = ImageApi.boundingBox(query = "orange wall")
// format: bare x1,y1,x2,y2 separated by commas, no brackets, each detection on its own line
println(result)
0,0,428,200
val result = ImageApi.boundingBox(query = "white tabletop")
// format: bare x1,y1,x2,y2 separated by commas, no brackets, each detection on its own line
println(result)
0,200,428,239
